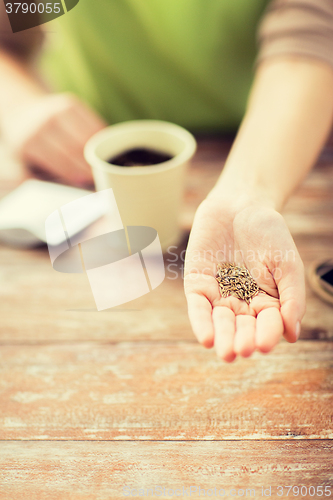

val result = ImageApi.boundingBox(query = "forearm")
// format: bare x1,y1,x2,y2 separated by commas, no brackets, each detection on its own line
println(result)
211,57,333,211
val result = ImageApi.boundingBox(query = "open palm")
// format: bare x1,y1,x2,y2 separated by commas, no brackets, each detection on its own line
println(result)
184,198,306,362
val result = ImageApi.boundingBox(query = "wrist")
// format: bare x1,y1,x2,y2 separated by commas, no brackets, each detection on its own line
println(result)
206,181,282,214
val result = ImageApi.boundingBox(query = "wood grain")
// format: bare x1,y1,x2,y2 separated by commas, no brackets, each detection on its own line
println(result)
0,441,332,500
0,138,332,499
0,234,332,344
0,341,332,440
0,139,332,344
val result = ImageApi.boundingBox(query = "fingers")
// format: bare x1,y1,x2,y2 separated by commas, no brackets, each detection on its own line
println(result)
275,258,306,343
57,100,106,154
280,298,304,343
234,315,256,358
73,98,107,133
214,309,278,362
24,133,92,185
19,93,106,187
214,308,282,361
186,293,214,348
256,307,283,353
213,306,236,362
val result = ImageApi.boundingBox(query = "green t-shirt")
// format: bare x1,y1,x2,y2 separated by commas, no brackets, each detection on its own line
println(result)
40,0,268,132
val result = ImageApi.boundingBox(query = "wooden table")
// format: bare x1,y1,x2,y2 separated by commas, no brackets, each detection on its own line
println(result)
0,138,332,499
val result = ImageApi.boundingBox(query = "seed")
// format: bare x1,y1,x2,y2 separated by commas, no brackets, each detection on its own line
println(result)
215,262,267,304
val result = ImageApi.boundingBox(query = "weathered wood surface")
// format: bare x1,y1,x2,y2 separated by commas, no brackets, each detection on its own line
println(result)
0,341,332,440
0,441,332,500
0,239,332,343
0,138,332,499
0,138,332,344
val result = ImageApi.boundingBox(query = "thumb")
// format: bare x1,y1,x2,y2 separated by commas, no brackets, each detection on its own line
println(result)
275,258,306,342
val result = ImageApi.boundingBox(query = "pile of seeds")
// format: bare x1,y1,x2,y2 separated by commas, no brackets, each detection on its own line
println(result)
215,262,266,304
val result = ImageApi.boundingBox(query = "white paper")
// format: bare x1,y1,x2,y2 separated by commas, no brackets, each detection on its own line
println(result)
0,179,92,247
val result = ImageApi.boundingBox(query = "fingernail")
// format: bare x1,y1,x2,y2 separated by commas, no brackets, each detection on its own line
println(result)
295,321,301,340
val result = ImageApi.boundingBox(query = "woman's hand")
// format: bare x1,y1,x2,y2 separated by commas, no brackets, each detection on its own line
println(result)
183,57,333,362
184,195,306,362
2,92,106,186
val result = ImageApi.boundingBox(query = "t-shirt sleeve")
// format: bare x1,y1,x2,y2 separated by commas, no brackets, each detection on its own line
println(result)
256,0,333,69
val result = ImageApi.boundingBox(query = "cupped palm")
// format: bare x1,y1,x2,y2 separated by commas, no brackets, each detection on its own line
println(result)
184,198,306,362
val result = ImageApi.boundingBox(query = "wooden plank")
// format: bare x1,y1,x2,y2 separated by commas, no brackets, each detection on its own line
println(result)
0,441,332,500
0,247,192,343
0,341,332,440
0,235,332,343
1,137,333,343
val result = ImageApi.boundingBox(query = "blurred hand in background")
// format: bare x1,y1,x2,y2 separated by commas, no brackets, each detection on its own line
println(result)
0,50,106,187
2,91,106,187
